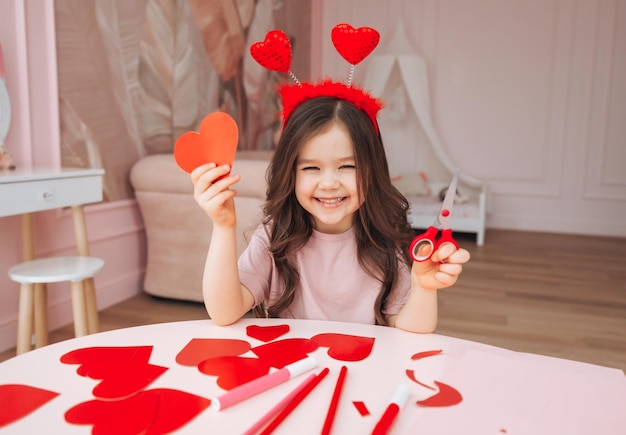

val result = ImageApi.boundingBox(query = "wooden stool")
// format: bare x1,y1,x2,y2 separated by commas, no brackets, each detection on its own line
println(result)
9,256,104,355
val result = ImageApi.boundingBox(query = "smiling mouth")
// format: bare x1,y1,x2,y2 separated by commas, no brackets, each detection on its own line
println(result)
316,197,346,205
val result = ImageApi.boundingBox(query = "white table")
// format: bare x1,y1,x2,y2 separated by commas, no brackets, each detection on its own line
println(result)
0,167,104,353
0,318,624,434
0,167,104,258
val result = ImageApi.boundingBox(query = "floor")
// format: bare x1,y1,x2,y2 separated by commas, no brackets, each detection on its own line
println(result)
1,229,625,373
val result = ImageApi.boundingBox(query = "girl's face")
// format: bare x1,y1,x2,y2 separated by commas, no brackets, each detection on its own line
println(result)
295,123,362,234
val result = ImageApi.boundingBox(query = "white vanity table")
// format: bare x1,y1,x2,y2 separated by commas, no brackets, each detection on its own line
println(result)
1,167,104,353
0,167,104,258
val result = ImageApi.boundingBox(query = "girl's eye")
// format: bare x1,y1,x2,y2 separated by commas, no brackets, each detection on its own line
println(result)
339,165,356,170
302,166,319,171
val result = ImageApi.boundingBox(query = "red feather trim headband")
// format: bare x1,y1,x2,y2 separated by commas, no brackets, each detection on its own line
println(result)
250,23,384,133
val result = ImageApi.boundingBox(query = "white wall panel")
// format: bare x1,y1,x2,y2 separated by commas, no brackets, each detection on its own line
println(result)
319,0,626,236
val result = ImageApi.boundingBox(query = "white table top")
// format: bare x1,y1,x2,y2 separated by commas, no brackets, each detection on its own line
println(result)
0,318,624,434
0,167,104,184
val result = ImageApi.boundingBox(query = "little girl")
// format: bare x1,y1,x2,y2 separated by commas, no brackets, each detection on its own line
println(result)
190,94,470,333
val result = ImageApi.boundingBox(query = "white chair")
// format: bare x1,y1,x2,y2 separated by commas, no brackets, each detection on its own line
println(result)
9,256,104,355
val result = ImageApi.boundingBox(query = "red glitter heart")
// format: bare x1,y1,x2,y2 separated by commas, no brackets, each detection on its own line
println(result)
250,30,292,73
331,23,380,65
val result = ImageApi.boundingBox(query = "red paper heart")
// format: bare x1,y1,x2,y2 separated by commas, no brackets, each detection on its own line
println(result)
250,30,292,73
61,346,153,373
246,324,290,342
61,346,167,399
251,338,319,368
0,384,59,428
331,23,380,65
173,111,239,173
175,338,251,367
311,333,374,361
65,388,211,434
416,381,463,407
89,361,168,400
198,356,270,390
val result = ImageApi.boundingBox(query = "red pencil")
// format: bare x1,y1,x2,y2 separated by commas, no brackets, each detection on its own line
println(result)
321,365,348,435
260,367,330,435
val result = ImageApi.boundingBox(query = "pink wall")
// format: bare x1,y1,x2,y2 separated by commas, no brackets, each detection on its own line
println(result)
0,1,146,353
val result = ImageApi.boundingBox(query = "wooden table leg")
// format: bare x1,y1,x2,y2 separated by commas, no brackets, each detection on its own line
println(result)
84,277,99,334
33,283,49,348
17,284,34,355
71,280,89,337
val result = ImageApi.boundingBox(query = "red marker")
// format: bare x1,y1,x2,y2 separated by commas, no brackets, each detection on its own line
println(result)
371,384,411,435
211,356,317,411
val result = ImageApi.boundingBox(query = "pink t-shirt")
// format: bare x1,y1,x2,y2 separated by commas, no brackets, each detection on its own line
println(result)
238,224,411,324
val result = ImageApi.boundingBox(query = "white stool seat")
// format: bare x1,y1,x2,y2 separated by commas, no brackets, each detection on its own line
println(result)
9,256,104,355
9,256,104,284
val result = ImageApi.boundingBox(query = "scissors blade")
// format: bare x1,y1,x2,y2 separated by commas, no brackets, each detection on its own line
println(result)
437,171,459,228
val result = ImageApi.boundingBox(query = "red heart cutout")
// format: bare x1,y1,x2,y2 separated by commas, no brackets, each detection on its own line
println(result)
88,361,168,400
198,356,270,390
311,333,374,361
0,384,59,428
173,111,239,173
61,346,168,399
175,338,251,367
250,30,292,73
331,23,380,65
61,346,153,373
65,388,211,434
251,338,318,368
246,324,290,342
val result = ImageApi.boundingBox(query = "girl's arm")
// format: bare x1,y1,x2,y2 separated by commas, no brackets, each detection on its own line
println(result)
202,224,255,325
391,244,470,333
191,163,255,325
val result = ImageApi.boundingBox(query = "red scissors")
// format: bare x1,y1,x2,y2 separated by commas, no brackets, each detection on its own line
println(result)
409,171,459,262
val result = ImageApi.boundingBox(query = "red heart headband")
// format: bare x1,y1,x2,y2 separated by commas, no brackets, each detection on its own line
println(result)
250,23,383,133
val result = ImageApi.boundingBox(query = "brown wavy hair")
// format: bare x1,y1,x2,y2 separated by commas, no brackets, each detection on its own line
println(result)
254,97,415,325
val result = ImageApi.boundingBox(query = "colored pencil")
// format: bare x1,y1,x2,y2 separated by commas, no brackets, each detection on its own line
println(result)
260,367,330,435
321,365,348,435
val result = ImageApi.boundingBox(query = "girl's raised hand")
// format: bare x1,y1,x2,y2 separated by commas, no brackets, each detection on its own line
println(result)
190,163,240,228
411,244,471,291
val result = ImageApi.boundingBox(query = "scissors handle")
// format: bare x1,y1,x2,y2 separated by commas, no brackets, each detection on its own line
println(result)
436,228,459,252
409,227,459,262
409,226,438,262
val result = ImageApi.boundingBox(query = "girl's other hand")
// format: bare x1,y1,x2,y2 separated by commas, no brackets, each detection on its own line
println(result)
190,163,240,228
411,243,471,291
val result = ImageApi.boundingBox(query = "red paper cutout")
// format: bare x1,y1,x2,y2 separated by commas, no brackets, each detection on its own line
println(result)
175,338,251,366
252,338,319,368
89,361,168,400
331,23,380,65
246,324,290,342
65,388,210,434
352,400,370,416
405,369,437,391
416,381,463,407
61,346,167,400
173,111,239,174
0,384,59,428
411,349,443,360
311,333,374,361
249,30,292,73
61,346,153,373
198,356,271,390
